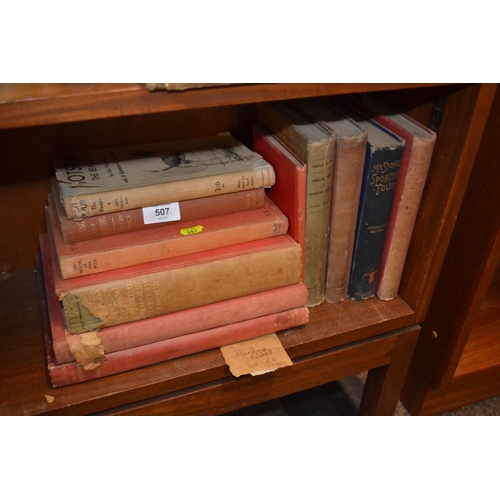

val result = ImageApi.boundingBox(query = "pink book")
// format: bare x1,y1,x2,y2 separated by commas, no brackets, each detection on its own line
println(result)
51,175,266,244
253,124,307,278
40,228,308,364
48,195,289,279
41,260,309,386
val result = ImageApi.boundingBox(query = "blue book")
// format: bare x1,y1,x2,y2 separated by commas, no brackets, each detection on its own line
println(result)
333,100,405,300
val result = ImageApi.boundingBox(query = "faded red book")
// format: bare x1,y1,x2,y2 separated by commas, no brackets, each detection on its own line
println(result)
41,231,303,334
51,176,266,244
47,195,289,279
342,94,436,300
40,228,308,364
41,262,309,386
252,124,307,278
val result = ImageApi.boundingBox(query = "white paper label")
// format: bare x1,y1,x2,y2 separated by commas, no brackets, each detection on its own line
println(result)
142,202,181,224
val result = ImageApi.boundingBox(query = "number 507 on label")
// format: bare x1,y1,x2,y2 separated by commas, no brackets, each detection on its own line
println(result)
142,202,181,224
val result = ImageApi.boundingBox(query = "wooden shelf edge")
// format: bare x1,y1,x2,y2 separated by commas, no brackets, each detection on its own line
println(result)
0,268,415,415
0,83,450,131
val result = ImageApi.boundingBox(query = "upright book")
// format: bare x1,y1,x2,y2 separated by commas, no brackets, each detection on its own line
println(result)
54,133,276,220
331,101,405,300
252,124,307,278
290,99,368,303
339,94,436,300
42,232,303,333
47,195,289,279
51,174,266,244
257,101,335,306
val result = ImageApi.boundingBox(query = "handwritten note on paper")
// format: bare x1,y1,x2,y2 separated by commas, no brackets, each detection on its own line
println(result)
220,333,293,377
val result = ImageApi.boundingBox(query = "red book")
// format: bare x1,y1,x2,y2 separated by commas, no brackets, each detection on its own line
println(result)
40,228,308,364
47,195,289,279
341,94,437,300
51,176,266,244
41,232,303,334
41,268,309,386
252,124,307,279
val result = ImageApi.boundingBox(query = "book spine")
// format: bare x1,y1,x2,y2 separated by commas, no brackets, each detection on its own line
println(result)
376,135,436,301
56,237,303,333
47,306,310,387
53,283,309,364
49,198,289,279
56,188,266,243
325,135,366,303
348,146,402,300
60,165,276,219
257,103,334,307
303,142,335,306
253,125,307,280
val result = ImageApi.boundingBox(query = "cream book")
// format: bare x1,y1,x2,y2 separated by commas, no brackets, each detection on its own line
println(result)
54,133,276,220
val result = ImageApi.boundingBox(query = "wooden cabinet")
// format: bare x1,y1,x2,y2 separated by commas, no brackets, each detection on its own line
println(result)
0,83,496,415
401,86,500,415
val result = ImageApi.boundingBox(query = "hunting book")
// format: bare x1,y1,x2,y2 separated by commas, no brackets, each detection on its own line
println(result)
54,133,276,220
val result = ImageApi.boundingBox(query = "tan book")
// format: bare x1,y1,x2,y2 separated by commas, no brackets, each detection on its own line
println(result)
257,101,335,307
45,232,303,334
54,133,275,220
291,99,368,303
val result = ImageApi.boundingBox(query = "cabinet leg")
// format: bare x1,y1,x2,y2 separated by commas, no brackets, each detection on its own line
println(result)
358,326,420,415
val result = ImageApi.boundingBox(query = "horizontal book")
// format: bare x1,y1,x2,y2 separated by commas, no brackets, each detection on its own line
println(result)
40,231,308,364
331,100,405,300
42,303,309,388
51,175,266,243
47,195,289,279
252,124,307,278
340,94,436,301
54,133,276,219
40,232,303,334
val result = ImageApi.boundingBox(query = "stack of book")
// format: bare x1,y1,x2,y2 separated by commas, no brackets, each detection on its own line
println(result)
40,133,310,387
257,96,436,305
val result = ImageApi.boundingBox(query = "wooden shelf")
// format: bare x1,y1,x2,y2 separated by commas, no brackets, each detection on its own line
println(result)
0,268,415,416
0,82,495,415
400,84,500,415
0,83,446,130
455,281,500,377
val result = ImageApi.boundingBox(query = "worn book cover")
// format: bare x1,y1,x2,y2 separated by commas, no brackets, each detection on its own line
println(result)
291,99,368,303
42,232,303,333
341,94,436,301
257,101,335,306
43,306,309,388
47,195,289,279
252,124,307,280
51,175,266,244
40,232,308,365
332,101,405,300
54,133,275,219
